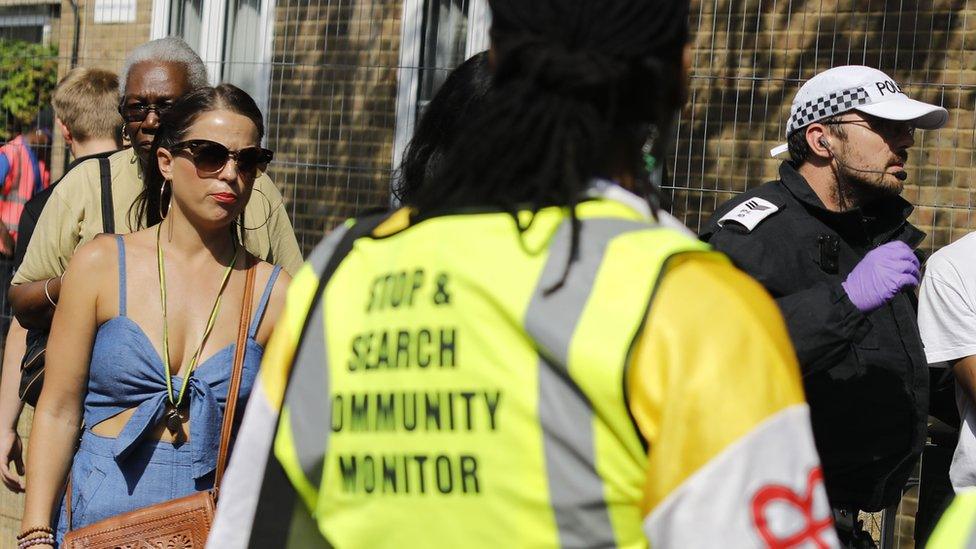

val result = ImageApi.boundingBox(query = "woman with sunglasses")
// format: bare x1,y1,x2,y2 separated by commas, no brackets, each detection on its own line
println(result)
19,84,290,547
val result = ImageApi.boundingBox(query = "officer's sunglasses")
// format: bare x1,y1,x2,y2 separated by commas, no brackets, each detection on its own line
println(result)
119,101,174,123
169,139,274,176
821,115,915,138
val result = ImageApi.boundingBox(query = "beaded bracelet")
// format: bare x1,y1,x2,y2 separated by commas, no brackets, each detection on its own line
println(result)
16,526,53,540
18,535,55,548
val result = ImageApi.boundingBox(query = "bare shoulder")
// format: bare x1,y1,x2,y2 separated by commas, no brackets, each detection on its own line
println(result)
254,260,291,303
66,234,117,275
61,234,120,301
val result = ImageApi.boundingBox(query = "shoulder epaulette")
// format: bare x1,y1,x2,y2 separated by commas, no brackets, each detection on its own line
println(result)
717,197,779,232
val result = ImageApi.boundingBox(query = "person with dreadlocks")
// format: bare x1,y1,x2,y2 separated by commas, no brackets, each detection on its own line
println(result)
208,1,834,547
392,51,492,206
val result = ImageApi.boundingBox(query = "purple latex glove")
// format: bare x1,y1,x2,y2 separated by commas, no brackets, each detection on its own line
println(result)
842,241,920,313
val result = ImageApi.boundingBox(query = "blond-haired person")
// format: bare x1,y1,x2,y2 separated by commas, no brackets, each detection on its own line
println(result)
0,67,123,493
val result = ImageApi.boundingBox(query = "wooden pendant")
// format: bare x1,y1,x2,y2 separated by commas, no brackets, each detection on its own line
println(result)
164,406,186,443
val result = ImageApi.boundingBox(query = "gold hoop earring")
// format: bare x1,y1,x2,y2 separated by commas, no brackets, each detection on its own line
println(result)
121,122,128,140
159,180,171,220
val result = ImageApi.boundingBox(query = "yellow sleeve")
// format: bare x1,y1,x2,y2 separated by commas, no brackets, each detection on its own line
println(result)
12,178,86,285
629,254,832,546
927,491,976,548
253,174,304,276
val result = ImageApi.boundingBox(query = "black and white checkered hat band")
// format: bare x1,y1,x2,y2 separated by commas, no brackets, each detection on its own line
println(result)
788,86,871,134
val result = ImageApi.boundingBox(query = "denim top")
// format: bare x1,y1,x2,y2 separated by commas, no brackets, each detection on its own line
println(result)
85,236,281,480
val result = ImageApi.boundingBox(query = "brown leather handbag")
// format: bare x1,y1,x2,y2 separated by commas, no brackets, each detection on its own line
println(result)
61,263,257,549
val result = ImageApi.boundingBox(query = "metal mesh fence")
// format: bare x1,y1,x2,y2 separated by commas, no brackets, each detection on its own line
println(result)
0,0,968,546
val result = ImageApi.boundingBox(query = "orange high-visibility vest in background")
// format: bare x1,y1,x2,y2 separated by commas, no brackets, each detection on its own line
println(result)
0,135,38,242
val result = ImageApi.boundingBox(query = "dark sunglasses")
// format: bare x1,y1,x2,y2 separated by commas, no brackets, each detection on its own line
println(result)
822,115,915,138
119,101,174,123
169,139,274,176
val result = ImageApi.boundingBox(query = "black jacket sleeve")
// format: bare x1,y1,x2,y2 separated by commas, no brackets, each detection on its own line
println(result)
14,204,38,270
705,226,871,376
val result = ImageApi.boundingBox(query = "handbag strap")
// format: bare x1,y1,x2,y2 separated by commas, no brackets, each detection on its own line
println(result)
66,257,257,530
99,157,114,234
214,258,257,490
66,440,75,530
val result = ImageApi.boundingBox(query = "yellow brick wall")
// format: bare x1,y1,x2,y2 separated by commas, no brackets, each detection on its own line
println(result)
47,0,151,180
62,0,152,72
264,0,403,253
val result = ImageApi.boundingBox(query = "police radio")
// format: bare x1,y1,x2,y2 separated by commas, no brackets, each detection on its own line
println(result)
818,234,840,274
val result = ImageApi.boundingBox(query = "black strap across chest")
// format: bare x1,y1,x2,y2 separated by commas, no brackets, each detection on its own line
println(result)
98,157,114,234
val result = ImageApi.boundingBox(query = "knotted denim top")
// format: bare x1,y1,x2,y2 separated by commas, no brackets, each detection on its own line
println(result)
85,236,281,480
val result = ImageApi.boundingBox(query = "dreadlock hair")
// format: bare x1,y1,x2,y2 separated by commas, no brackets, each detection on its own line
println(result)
411,0,690,291
394,51,492,205
133,84,265,246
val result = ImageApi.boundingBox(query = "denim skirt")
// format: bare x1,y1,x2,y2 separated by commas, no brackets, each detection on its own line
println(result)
54,430,215,544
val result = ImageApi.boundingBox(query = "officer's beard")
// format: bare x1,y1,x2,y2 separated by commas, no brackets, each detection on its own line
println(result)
832,158,905,211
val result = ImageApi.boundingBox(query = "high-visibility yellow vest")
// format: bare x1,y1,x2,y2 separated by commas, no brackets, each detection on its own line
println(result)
927,490,976,548
273,198,715,547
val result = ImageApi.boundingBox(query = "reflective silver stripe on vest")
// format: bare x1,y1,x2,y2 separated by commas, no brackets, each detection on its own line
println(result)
525,217,652,548
281,223,350,487
284,297,330,487
307,223,351,273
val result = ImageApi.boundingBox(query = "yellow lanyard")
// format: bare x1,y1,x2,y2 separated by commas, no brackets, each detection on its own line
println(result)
156,223,239,413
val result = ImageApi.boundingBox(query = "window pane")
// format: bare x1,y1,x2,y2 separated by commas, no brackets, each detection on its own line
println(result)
170,0,203,53
223,0,267,113
0,8,49,44
417,0,468,117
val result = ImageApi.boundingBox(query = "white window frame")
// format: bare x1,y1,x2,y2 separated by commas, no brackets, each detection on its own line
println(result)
149,0,275,118
391,0,491,184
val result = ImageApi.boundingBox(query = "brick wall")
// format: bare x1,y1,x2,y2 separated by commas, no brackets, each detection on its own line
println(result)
62,0,152,71
265,0,403,254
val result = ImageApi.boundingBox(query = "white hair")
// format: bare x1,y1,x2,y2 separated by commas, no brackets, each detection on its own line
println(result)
119,36,209,96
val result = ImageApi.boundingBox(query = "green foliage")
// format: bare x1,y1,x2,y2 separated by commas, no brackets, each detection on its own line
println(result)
0,40,58,138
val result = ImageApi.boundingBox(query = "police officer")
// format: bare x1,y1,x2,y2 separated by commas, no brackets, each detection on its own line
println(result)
702,65,948,547
209,1,834,547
